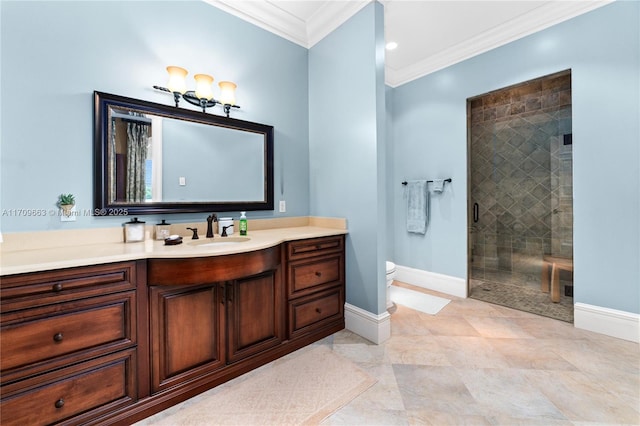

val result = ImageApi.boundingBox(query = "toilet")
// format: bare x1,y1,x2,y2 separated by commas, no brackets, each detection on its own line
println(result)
386,261,396,309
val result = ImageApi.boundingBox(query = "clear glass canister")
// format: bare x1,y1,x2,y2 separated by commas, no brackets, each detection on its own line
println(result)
155,219,171,240
124,217,146,242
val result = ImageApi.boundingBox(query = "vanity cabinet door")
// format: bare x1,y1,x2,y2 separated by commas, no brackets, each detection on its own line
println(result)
226,268,284,364
149,284,225,393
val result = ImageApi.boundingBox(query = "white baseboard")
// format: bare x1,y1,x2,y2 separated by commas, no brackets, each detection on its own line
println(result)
344,303,391,344
394,265,467,298
574,302,639,343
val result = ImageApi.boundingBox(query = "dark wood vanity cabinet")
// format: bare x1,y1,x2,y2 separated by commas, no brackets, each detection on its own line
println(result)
146,246,285,396
0,234,345,425
286,235,345,339
0,261,141,426
148,264,283,393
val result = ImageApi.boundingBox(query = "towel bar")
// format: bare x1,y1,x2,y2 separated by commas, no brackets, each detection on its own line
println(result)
401,178,452,186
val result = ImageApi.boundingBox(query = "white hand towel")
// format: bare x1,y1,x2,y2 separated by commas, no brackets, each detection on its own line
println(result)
432,179,445,193
406,181,429,234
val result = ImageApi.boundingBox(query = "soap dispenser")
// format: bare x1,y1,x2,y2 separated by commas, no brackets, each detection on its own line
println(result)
239,211,247,236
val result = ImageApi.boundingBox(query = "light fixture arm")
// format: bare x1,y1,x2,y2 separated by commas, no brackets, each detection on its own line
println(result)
153,85,240,117
223,104,241,118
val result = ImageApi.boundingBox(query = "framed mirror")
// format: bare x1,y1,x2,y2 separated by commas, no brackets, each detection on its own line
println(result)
94,91,274,215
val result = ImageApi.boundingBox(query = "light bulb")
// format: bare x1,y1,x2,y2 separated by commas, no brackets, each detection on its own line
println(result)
218,81,237,105
166,66,188,94
194,74,214,100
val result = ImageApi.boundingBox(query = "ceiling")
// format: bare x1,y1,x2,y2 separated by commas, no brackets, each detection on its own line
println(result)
206,0,611,87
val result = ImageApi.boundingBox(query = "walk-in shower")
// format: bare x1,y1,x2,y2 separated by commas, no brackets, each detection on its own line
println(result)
467,70,574,322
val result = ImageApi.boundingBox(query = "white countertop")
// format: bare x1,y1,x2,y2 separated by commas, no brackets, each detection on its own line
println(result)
0,219,347,276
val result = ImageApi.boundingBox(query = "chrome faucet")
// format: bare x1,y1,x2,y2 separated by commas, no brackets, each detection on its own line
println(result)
206,214,217,238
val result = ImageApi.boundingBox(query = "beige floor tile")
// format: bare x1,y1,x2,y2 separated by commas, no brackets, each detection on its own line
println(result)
459,368,566,420
384,335,452,366
406,409,493,425
415,315,482,337
393,364,484,416
322,407,408,425
391,304,436,336
523,369,640,424
465,316,537,339
428,297,504,319
551,338,640,376
332,342,388,366
434,336,512,369
338,363,405,411
509,316,592,340
487,338,579,371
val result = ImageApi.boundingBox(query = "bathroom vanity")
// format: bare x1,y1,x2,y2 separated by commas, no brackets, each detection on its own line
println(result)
0,222,346,425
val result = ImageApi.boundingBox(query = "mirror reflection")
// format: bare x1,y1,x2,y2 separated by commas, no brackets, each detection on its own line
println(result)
109,108,265,203
94,91,274,215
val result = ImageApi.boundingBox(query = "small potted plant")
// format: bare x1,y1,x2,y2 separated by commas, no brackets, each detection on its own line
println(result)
58,193,75,217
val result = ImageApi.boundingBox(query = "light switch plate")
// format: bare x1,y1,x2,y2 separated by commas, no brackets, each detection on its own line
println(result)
179,177,186,186
279,200,286,213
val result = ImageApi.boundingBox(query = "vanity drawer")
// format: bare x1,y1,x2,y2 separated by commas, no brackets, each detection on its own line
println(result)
0,261,137,312
1,291,136,376
287,255,343,297
287,236,344,260
288,287,344,339
0,348,137,426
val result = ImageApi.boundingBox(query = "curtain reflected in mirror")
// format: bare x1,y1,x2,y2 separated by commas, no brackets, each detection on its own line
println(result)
110,112,151,203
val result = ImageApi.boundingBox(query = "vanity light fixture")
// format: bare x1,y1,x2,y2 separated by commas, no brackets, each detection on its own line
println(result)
153,66,240,117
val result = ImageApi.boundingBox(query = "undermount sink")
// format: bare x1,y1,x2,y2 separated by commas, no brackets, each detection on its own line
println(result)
188,237,251,247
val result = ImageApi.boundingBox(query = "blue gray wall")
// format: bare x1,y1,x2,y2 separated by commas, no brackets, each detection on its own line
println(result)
391,1,639,314
2,1,637,318
309,3,387,314
0,1,309,231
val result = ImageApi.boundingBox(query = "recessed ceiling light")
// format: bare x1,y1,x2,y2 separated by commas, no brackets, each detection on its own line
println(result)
386,41,398,51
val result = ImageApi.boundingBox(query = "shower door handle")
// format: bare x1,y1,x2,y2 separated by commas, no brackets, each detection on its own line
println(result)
473,203,479,223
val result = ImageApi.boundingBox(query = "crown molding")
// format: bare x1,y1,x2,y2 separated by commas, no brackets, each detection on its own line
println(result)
205,0,612,87
204,0,309,46
385,0,613,87
205,0,370,48
306,1,371,47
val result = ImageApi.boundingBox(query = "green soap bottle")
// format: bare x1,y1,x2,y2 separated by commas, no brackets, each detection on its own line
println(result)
239,211,247,236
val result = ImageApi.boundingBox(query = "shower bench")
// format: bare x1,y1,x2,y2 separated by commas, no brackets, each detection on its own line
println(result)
541,255,574,303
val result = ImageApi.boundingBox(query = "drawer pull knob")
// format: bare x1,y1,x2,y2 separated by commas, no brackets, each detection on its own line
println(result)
315,245,322,250
53,332,64,342
316,308,322,314
315,271,322,277
52,283,63,292
55,398,65,409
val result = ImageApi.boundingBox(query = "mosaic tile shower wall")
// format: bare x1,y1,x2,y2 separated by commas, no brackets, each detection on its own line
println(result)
469,71,573,291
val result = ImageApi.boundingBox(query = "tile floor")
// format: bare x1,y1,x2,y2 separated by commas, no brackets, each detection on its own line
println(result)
322,283,638,425
469,277,574,323
143,282,639,425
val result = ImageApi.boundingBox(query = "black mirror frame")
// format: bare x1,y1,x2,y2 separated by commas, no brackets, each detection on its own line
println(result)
93,91,274,216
